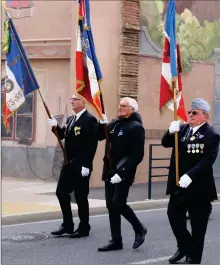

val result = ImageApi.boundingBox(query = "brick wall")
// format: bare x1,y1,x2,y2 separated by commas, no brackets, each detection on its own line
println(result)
119,0,140,99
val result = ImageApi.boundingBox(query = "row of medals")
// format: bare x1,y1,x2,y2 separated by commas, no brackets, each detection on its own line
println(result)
187,143,204,154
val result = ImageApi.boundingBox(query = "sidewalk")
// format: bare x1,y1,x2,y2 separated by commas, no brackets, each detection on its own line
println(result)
2,177,220,225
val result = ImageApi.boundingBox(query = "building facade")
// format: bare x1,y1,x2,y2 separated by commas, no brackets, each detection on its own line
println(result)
1,0,220,186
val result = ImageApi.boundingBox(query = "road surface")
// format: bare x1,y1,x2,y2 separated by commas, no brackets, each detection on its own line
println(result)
2,204,220,264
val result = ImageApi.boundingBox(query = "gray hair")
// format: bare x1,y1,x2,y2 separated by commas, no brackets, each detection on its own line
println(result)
121,97,138,112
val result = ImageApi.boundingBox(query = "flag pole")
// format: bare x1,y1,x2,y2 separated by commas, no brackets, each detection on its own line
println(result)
37,90,68,164
5,14,68,164
172,77,179,186
99,88,112,170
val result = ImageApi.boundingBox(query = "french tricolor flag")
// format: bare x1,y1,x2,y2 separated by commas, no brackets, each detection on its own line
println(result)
3,18,39,132
75,0,103,119
159,0,187,122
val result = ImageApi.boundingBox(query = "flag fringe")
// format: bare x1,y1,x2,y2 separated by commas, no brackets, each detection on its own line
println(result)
3,19,10,54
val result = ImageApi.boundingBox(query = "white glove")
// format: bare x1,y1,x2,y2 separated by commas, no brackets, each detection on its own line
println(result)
81,167,90,177
179,174,192,188
100,114,109,124
169,120,181,134
110,173,122,184
48,116,58,127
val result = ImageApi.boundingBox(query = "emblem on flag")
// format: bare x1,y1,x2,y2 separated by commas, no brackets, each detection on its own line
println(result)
3,17,39,132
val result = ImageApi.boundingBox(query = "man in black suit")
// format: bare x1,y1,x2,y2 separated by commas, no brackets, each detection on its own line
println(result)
97,97,147,252
48,93,98,238
162,98,220,264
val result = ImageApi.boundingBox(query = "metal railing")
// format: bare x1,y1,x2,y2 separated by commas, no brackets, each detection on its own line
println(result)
148,144,170,199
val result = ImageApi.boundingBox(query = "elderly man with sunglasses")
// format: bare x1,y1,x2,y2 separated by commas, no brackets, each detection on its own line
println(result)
47,93,98,238
162,98,220,264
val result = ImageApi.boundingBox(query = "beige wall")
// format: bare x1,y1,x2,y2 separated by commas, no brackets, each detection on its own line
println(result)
31,59,71,147
1,1,72,40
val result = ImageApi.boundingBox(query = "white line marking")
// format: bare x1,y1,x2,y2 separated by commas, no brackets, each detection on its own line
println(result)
129,255,171,264
2,208,167,228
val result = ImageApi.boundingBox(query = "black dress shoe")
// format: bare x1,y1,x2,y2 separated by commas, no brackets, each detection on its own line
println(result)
98,240,123,252
51,226,74,236
183,257,195,264
169,249,186,264
69,229,89,238
133,226,147,249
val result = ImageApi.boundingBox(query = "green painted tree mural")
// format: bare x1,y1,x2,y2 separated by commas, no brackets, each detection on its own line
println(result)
140,1,220,72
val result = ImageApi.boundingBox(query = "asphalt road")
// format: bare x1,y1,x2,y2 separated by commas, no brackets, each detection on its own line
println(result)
2,203,220,264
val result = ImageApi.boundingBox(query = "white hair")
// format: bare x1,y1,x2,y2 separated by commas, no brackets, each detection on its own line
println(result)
121,97,138,112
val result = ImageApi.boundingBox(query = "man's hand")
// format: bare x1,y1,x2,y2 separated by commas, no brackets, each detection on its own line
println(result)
179,174,192,188
169,120,181,134
110,173,122,184
100,114,108,124
81,167,90,177
48,116,58,127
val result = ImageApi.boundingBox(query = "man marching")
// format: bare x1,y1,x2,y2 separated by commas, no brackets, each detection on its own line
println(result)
162,98,220,264
48,93,98,238
97,97,147,252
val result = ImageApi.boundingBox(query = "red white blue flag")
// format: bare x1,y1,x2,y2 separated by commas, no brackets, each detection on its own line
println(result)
159,0,187,122
76,0,103,118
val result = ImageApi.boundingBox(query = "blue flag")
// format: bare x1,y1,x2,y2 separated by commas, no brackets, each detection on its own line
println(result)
164,0,177,78
4,17,39,119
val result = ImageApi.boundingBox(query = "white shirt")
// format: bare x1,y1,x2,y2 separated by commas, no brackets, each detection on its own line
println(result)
191,122,206,135
66,108,86,131
75,108,86,121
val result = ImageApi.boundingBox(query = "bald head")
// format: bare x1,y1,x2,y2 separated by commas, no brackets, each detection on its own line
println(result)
70,93,86,113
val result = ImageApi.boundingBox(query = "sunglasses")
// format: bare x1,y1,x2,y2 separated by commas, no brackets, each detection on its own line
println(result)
188,110,206,116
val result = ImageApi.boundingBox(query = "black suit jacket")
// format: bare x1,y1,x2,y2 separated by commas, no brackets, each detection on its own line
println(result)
161,122,220,200
52,110,98,171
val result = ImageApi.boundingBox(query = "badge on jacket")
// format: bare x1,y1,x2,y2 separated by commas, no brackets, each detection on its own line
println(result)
74,126,81,136
118,130,123,136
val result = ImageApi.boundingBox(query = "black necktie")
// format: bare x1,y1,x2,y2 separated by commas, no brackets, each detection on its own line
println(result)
68,116,76,134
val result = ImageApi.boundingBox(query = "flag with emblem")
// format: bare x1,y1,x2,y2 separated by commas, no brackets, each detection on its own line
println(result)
76,0,103,118
3,17,39,132
159,0,187,121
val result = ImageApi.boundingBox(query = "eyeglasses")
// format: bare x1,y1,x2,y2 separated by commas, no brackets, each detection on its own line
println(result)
70,97,81,101
188,110,206,116
118,104,132,109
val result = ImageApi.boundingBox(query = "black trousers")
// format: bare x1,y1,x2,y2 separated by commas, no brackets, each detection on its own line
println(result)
56,165,90,231
105,181,143,241
167,192,210,264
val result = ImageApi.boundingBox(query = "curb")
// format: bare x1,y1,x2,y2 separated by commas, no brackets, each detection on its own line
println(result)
2,199,169,226
2,199,220,226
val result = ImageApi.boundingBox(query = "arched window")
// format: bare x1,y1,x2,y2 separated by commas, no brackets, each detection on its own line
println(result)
1,78,36,141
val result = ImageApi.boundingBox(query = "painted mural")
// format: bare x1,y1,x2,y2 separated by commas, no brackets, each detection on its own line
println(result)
4,0,35,18
140,0,220,72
